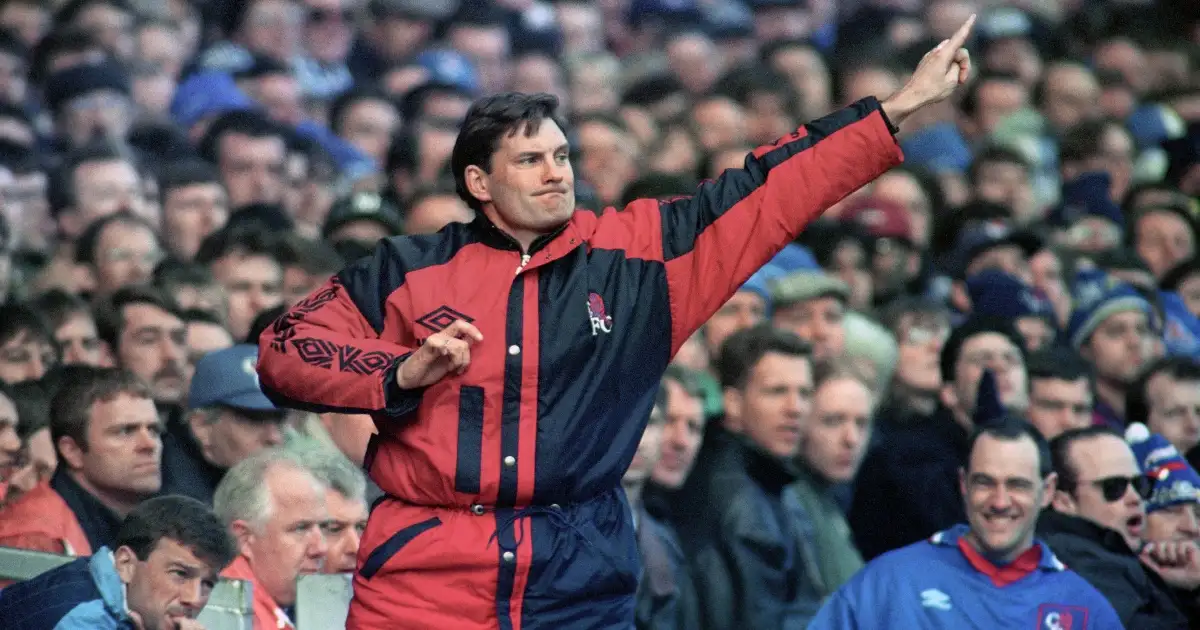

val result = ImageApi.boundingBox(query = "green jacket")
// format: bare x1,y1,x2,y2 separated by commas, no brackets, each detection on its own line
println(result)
786,466,865,598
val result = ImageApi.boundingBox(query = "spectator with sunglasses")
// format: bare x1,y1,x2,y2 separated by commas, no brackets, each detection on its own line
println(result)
1039,426,1190,628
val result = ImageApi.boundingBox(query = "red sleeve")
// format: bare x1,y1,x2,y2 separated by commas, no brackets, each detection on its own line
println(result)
611,97,904,356
257,241,423,415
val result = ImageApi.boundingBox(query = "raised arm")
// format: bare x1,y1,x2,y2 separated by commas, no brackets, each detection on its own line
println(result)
641,16,976,355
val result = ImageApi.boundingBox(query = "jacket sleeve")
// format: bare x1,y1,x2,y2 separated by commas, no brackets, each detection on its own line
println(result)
605,97,903,356
256,239,423,416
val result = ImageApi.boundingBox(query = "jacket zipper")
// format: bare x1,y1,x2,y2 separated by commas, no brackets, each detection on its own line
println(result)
516,253,531,274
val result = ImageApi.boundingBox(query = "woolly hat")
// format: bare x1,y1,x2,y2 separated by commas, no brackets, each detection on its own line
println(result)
1126,423,1200,512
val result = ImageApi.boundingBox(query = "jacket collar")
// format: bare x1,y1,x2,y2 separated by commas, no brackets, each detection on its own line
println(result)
931,524,1067,573
1036,509,1137,555
88,547,134,622
468,212,576,259
713,425,799,493
51,467,122,550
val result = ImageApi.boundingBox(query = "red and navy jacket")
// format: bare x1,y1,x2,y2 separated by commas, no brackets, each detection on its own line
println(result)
256,97,903,627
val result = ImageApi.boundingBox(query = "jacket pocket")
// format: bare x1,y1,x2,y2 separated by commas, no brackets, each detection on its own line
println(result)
454,386,484,494
359,517,442,579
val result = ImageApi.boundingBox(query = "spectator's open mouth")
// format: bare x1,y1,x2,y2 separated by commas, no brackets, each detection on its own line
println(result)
1126,514,1145,536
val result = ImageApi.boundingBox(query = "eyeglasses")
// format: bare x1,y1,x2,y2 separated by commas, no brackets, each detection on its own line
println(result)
1079,474,1153,502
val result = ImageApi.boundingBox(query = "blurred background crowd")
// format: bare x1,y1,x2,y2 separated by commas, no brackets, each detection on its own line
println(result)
0,0,1198,627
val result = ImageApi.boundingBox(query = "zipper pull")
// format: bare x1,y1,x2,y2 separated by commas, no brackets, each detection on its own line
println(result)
516,253,531,274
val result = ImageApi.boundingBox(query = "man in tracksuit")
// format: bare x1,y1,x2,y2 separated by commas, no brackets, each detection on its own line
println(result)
810,418,1122,629
256,17,979,630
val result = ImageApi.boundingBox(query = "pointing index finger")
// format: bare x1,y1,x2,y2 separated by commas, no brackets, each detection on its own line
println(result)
448,319,485,343
948,14,976,51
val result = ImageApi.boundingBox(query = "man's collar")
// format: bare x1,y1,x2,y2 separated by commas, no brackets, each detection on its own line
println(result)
931,524,1066,573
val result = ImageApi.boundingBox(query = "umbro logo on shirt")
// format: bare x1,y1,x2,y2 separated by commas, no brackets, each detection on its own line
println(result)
920,589,952,611
415,306,475,333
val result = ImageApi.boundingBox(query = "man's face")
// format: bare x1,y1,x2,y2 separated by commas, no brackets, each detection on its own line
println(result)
218,132,286,207
0,329,55,384
772,296,846,363
189,408,285,470
323,489,367,574
448,25,510,94
250,74,303,126
115,538,220,630
727,352,813,459
94,221,162,295
1135,210,1196,281
0,2,48,48
1015,316,1054,352
184,321,232,393
302,0,352,63
950,332,1029,414
69,159,142,239
841,68,900,107
894,315,949,394
74,393,162,499
1146,373,1200,456
136,24,184,79
1146,504,1200,543
0,394,20,483
803,377,872,484
339,99,398,164
239,464,328,606
871,172,931,248
667,34,719,95
403,195,473,236
172,283,226,317
209,253,283,342
282,266,326,309
60,88,134,148
1041,65,1100,131
1178,275,1200,319
972,79,1029,137
163,183,229,261
1055,435,1146,551
973,159,1035,223
56,311,107,367
624,418,662,488
240,0,301,61
691,98,748,152
1082,310,1155,387
556,2,603,54
567,63,617,116
118,303,187,405
472,120,576,238
961,433,1052,561
1028,378,1093,440
651,379,706,489
575,120,636,206
704,291,766,357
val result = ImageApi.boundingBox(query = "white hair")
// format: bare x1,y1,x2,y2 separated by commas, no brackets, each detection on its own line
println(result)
285,441,367,504
213,447,326,531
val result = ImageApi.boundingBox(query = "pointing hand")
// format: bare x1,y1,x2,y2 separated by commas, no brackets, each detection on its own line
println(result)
882,14,976,125
396,319,485,389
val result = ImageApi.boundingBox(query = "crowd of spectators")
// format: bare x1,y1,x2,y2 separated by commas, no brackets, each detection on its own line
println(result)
0,0,1195,628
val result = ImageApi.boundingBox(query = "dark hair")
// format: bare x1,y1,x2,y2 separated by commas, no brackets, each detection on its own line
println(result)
620,74,685,108
0,302,53,349
275,233,344,276
154,259,217,290
198,110,285,166
449,92,567,213
7,379,49,440
50,366,152,450
329,87,395,135
194,222,282,267
94,286,182,351
1050,426,1123,494
1162,257,1200,292
877,295,951,338
245,304,287,345
969,145,1031,184
1126,356,1200,425
940,317,1027,384
1027,347,1093,385
50,142,139,218
114,495,237,572
966,416,1053,478
0,28,27,62
29,26,99,86
157,159,223,205
715,324,812,390
1059,119,1119,164
29,289,93,333
180,308,224,327
74,212,158,266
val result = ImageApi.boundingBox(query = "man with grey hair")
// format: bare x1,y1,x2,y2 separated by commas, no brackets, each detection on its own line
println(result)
289,442,369,574
214,447,329,630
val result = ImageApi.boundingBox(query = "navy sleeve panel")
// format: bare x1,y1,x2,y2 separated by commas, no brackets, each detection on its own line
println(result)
257,231,466,415
653,97,904,355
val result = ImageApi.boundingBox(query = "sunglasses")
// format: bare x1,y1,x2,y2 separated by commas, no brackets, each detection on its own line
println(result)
1081,475,1153,502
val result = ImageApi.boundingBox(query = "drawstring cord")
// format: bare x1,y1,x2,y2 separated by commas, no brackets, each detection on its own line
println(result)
488,505,597,554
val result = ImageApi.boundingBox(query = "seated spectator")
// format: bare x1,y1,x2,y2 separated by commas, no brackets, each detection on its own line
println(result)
1126,356,1200,468
0,381,90,557
701,268,772,363
50,366,163,551
1040,426,1191,627
214,447,329,630
276,233,345,309
94,287,188,411
811,418,1122,628
841,312,899,397
965,269,1057,351
671,325,815,627
198,110,288,208
622,386,698,630
875,296,952,424
402,181,474,236
1127,424,1200,543
154,260,229,320
0,302,58,384
1026,347,1094,440
29,289,110,366
162,345,286,504
158,159,230,262
74,212,163,297
788,361,873,603
181,308,233,393
195,222,284,342
291,443,368,575
322,191,403,249
768,270,848,363
850,317,1029,560
0,495,236,629
647,365,708,499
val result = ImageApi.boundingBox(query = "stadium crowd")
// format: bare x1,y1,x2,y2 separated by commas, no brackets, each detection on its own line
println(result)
0,0,1195,628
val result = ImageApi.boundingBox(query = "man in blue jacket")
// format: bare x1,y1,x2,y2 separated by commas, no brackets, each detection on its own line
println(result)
0,495,237,630
810,417,1122,629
